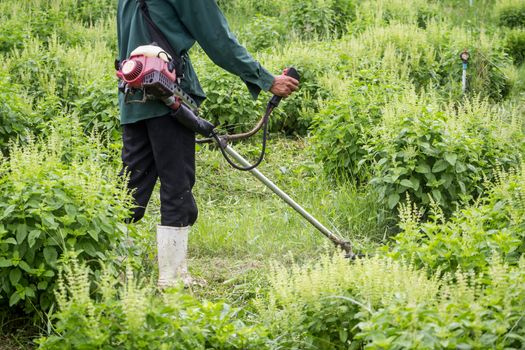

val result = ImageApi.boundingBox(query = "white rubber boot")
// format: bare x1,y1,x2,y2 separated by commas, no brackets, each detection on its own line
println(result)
157,225,193,288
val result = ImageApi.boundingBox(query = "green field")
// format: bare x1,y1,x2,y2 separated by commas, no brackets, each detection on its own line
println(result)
1,0,525,348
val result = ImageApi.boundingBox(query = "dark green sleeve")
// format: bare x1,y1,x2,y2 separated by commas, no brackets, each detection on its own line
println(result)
172,0,275,99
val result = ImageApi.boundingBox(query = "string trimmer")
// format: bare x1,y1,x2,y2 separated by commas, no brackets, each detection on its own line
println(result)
116,45,355,258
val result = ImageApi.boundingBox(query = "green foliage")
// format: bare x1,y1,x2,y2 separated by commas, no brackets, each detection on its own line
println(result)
259,253,525,349
268,67,329,135
72,75,120,140
73,0,116,24
390,166,525,273
0,70,34,154
218,0,285,17
311,71,407,181
314,87,523,212
0,124,132,315
222,0,355,39
197,46,330,135
495,0,525,28
369,95,522,211
256,255,441,349
239,15,285,52
259,42,337,134
6,37,113,105
504,29,525,65
2,35,115,143
38,258,270,349
352,23,513,101
357,259,525,349
289,0,355,39
0,1,104,53
0,8,63,53
355,0,440,29
0,15,27,53
198,65,264,133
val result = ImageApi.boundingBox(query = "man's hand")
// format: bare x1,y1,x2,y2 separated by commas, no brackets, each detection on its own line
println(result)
270,69,299,97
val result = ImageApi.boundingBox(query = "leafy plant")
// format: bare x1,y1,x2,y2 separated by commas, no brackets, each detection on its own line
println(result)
0,2,89,52
369,94,522,211
268,63,330,135
256,255,441,349
7,36,113,104
72,75,120,141
495,0,525,28
0,15,27,53
390,165,525,273
238,15,285,52
314,82,522,213
504,28,525,65
38,257,270,349
355,22,513,101
198,64,264,134
218,0,285,17
258,41,337,134
74,0,116,24
288,0,355,39
197,49,329,135
356,258,525,349
355,0,440,29
0,70,34,154
0,124,132,315
258,252,525,349
311,70,407,181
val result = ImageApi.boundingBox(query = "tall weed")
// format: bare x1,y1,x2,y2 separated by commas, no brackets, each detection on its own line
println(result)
369,93,522,211
357,258,525,349
0,121,132,315
313,86,523,213
0,69,34,154
390,166,525,272
355,0,440,29
256,255,440,349
495,0,525,28
38,258,270,349
258,253,525,349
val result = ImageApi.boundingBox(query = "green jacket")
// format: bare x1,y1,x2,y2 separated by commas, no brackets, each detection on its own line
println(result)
117,0,274,124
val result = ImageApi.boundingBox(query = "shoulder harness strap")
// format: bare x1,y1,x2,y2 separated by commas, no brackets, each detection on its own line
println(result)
136,0,185,79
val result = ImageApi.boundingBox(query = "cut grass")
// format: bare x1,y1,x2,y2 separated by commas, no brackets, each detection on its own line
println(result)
137,137,394,256
192,137,395,259
134,136,395,308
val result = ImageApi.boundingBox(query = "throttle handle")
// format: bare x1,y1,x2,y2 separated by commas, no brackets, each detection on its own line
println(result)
269,67,300,108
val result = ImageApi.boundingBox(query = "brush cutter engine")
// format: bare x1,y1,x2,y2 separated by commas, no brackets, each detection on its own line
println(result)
116,45,215,137
116,45,197,112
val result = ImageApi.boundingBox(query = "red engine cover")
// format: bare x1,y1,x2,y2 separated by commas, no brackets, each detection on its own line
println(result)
116,55,176,89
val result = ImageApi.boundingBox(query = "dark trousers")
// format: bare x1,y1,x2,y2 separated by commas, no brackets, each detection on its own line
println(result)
121,113,198,227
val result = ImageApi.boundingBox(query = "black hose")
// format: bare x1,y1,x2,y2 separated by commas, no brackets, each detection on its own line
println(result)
211,105,273,171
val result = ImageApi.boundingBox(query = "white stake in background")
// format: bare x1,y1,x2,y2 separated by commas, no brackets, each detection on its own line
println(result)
460,49,470,94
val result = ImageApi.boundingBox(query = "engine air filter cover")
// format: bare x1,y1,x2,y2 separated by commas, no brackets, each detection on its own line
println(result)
122,60,143,81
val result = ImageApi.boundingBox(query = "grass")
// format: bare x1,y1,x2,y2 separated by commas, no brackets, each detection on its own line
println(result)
0,319,40,350
132,136,394,308
2,0,523,347
194,137,394,255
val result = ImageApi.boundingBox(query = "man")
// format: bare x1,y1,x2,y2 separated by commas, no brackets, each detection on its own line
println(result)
117,0,299,287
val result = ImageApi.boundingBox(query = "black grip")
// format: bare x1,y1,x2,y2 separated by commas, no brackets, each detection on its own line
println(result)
172,104,215,137
269,67,300,108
